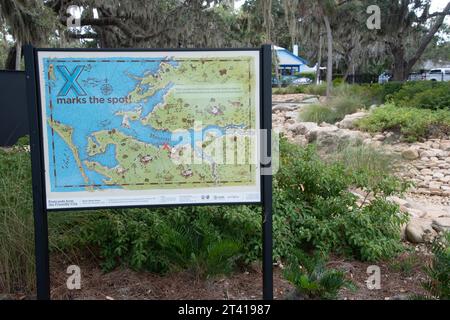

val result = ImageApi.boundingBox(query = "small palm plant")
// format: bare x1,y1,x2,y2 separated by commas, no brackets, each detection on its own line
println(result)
284,250,352,300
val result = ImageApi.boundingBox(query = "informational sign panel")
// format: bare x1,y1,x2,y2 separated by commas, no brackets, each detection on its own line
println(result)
35,50,261,209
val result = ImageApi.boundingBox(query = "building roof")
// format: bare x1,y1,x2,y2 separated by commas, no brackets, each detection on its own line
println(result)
274,46,309,66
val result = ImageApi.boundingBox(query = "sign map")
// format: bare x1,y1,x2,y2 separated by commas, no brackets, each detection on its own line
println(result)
37,51,261,209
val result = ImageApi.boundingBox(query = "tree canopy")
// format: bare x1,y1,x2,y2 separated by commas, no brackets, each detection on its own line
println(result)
0,0,449,80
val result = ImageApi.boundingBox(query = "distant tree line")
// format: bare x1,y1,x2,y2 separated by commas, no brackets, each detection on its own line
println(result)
0,0,449,84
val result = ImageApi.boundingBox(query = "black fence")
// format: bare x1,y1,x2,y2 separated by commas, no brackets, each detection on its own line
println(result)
0,70,28,146
345,74,379,84
332,74,379,84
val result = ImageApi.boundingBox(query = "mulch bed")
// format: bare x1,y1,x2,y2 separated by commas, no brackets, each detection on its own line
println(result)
47,248,430,300
49,255,293,300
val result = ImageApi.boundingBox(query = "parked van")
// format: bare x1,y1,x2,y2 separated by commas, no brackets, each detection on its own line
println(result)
426,68,450,82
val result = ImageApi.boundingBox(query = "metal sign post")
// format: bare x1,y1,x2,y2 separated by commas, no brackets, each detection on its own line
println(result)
24,45,51,300
261,44,273,300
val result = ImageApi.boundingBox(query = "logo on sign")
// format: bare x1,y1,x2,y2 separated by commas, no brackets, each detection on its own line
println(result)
57,65,87,96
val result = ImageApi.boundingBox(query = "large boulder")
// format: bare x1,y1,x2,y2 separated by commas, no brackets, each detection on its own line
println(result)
336,112,368,129
405,218,437,243
307,126,368,150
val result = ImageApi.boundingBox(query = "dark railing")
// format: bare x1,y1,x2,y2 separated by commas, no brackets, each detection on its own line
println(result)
0,70,28,146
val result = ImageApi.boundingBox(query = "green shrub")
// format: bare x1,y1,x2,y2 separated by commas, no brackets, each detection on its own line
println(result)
273,83,328,96
422,232,450,300
332,77,344,86
15,135,30,146
409,84,450,110
284,250,351,300
0,138,409,292
388,81,450,110
335,83,385,106
304,84,328,96
274,141,408,261
357,104,450,142
72,205,260,276
359,84,387,104
382,81,404,97
273,85,306,95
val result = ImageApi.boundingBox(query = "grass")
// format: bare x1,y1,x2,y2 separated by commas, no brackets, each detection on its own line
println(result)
0,148,35,294
391,253,421,277
0,145,97,294
299,91,366,124
356,104,450,142
298,103,338,124
328,141,396,175
323,141,403,193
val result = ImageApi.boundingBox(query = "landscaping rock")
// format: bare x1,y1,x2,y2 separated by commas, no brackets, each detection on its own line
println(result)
309,127,368,150
336,112,368,129
402,148,420,160
284,111,298,120
301,97,320,104
431,218,450,232
306,125,339,143
439,140,450,151
288,122,318,136
373,134,386,141
405,218,437,243
272,104,298,112
292,135,308,147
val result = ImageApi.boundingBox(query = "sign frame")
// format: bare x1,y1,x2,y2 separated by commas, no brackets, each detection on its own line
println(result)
24,45,272,300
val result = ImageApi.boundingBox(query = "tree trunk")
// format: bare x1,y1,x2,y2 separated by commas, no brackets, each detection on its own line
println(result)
391,44,406,81
15,41,21,71
323,15,333,99
272,45,281,88
316,31,322,85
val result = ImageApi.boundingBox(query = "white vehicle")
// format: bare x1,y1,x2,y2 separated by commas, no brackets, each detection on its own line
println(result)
378,72,391,84
426,68,450,82
292,77,313,86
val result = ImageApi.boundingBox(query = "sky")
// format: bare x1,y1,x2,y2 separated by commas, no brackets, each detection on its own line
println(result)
431,0,449,12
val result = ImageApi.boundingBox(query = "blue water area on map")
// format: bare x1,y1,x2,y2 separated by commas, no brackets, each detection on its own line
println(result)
89,143,119,169
52,132,85,188
44,57,230,192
